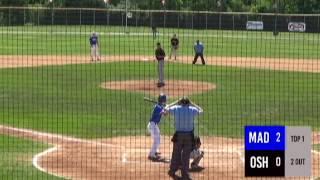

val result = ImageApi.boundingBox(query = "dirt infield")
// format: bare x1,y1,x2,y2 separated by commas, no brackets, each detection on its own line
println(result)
0,125,320,179
0,55,320,73
101,80,216,97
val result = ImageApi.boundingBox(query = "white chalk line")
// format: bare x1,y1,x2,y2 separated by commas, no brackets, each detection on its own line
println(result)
121,153,128,163
236,148,245,164
0,125,121,148
0,125,127,179
32,145,68,179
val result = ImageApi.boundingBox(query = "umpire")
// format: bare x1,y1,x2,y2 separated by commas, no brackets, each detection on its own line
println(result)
165,97,203,180
192,40,205,65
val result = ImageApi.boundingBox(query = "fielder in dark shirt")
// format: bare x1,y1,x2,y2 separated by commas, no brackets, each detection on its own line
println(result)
152,25,157,39
155,42,166,87
155,43,166,61
170,34,179,60
171,37,179,47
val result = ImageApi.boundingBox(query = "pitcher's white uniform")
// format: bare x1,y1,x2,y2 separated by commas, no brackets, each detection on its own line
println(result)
90,32,100,61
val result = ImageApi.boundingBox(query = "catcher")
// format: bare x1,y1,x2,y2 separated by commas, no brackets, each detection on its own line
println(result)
169,34,179,60
190,136,204,170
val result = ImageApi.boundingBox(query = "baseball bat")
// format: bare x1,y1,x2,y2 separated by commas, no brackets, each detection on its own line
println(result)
143,97,158,104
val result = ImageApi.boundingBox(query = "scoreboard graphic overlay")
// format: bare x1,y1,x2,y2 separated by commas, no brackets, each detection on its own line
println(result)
245,126,311,177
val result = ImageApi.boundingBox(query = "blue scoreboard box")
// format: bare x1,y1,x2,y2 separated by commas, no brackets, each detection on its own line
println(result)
245,126,311,177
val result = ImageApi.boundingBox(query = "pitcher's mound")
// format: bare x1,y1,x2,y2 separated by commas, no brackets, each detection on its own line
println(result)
101,80,216,97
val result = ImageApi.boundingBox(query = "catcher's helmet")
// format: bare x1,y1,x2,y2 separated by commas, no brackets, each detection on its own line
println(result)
178,96,190,106
158,93,167,103
194,136,201,145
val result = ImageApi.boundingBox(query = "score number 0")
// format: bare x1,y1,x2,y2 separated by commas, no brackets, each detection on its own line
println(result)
276,132,281,167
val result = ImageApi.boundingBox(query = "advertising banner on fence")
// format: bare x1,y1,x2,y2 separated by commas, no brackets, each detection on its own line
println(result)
288,22,306,32
246,21,264,30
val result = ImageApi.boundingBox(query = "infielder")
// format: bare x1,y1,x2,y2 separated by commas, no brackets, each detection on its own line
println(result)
152,24,157,39
169,34,179,60
89,32,101,61
147,94,167,161
155,42,166,87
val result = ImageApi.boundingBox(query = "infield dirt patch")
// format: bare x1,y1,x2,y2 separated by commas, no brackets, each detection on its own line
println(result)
0,55,320,73
101,80,216,97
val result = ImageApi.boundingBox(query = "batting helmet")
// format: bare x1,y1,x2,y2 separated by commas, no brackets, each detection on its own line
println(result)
158,93,167,103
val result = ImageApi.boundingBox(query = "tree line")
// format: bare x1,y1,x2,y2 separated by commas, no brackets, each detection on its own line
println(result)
1,0,319,14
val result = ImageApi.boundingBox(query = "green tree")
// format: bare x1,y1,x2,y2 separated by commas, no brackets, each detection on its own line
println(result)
283,0,319,14
0,0,26,6
251,0,274,13
64,0,105,8
227,0,249,12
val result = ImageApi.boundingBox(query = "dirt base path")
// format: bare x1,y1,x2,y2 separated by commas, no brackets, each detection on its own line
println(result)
0,55,319,73
0,125,319,179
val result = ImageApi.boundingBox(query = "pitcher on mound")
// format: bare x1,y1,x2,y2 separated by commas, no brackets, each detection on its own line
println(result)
155,42,166,87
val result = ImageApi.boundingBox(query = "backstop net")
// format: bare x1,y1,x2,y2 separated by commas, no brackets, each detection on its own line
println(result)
0,7,319,179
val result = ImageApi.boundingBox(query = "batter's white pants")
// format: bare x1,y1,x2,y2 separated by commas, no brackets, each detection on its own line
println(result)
158,60,164,84
91,45,100,61
147,122,160,157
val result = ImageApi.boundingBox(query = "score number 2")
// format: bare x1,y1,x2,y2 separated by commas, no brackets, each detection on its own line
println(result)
276,132,281,142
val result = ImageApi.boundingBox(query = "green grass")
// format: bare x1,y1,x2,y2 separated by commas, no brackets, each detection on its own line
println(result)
314,144,320,151
0,25,319,59
0,134,60,179
0,61,319,138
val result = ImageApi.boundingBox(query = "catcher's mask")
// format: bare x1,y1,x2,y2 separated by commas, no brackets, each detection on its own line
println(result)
194,136,201,145
158,93,167,103
178,96,190,106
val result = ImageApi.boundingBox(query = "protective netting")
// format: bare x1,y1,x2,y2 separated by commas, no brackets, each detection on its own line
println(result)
0,7,319,180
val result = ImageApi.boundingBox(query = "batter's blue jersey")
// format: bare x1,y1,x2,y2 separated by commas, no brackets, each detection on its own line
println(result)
149,104,165,124
90,35,98,45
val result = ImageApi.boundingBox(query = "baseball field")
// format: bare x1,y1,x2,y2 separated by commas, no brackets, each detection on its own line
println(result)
1,24,320,179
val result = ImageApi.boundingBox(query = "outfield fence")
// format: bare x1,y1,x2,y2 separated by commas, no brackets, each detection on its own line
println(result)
0,7,320,32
